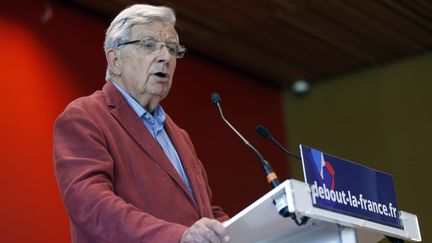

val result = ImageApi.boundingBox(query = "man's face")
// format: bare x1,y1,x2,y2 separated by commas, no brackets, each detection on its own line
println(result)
116,21,178,108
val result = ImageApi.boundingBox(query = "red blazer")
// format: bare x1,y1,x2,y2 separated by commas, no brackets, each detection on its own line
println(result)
54,81,228,243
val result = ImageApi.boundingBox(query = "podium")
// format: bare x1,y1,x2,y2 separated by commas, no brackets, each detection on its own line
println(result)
223,179,421,243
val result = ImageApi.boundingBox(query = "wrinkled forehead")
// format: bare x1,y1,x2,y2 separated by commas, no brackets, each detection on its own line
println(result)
130,21,178,41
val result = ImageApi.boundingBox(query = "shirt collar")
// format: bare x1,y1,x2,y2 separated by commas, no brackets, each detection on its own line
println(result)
111,80,166,125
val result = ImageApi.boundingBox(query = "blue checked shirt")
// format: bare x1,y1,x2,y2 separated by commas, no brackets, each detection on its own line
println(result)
112,81,193,194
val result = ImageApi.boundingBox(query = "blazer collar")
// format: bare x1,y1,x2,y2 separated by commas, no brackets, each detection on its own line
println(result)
102,81,198,208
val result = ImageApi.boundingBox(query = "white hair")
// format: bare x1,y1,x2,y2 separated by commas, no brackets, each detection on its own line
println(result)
104,4,176,80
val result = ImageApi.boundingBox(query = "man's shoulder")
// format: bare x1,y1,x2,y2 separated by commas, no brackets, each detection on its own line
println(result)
62,89,106,116
55,83,120,130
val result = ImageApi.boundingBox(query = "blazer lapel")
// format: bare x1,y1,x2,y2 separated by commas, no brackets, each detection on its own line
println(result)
102,82,194,204
164,116,206,217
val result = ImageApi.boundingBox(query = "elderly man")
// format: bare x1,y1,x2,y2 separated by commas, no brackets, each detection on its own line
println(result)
54,4,229,243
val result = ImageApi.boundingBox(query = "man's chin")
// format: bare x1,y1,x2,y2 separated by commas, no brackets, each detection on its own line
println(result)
149,89,170,100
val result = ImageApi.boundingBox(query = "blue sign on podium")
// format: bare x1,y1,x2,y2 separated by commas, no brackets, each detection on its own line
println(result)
300,145,402,229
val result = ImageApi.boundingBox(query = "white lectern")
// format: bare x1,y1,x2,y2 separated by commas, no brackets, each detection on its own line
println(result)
223,179,421,243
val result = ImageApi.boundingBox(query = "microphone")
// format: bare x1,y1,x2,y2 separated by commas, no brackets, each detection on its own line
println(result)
255,124,311,225
256,125,301,160
210,92,280,188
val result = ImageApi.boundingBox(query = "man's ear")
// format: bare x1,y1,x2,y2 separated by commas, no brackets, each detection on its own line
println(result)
107,49,122,76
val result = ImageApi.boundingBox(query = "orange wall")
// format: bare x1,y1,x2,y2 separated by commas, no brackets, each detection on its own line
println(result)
0,1,289,242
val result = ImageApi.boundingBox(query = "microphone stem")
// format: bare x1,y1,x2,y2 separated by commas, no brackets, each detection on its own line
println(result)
269,137,301,160
216,104,254,154
215,102,280,187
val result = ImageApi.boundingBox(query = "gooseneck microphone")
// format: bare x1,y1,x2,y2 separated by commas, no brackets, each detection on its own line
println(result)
255,124,310,225
256,125,301,160
211,93,280,188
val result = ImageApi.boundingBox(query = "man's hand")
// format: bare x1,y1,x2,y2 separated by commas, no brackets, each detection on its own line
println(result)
180,218,230,243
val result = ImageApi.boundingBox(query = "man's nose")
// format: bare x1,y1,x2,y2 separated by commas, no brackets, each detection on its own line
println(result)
156,45,173,63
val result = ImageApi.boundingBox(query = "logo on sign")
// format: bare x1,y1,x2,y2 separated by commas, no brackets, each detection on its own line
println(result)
310,149,335,190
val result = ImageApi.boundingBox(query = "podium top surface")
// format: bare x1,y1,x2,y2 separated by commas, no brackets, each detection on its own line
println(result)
223,179,421,243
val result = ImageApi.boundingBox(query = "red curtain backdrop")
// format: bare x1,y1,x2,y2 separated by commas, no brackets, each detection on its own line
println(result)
0,1,289,242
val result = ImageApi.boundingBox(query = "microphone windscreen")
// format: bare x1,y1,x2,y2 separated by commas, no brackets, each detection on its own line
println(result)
256,125,271,138
211,92,221,105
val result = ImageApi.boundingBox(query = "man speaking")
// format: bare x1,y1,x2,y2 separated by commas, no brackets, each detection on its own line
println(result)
54,4,230,243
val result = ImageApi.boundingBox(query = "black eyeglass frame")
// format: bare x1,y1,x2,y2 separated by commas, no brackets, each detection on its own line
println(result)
117,39,186,58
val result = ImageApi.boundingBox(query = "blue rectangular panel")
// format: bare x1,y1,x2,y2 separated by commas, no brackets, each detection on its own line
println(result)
300,145,402,229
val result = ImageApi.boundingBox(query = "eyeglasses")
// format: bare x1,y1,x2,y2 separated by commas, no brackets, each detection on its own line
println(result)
118,37,186,58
